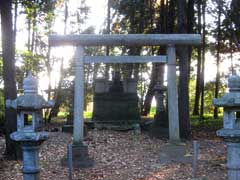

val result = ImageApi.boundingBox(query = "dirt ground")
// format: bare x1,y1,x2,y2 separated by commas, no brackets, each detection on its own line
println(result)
0,127,227,180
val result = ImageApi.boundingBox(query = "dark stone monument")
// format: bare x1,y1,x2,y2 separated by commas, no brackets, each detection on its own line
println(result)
92,71,141,130
149,82,168,138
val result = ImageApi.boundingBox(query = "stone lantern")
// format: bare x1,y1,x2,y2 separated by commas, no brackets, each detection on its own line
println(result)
6,72,54,180
154,82,167,123
149,82,168,138
213,71,240,180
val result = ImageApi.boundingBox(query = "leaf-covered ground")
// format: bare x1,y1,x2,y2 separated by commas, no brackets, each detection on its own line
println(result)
0,128,227,180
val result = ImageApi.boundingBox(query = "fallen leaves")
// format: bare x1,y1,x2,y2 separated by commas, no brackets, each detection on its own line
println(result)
0,128,227,180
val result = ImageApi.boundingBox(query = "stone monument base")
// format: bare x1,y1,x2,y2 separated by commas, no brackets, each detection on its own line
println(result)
149,111,169,138
149,126,169,138
61,142,94,168
159,142,192,164
93,93,140,130
95,122,140,131
62,125,73,133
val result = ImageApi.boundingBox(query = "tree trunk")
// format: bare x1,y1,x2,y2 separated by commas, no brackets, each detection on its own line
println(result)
27,19,31,51
0,0,18,158
200,0,206,118
104,0,111,80
193,0,202,116
47,1,70,120
187,0,194,77
142,63,164,115
142,0,167,115
214,1,222,119
177,0,191,138
167,0,175,33
30,12,36,53
13,0,18,49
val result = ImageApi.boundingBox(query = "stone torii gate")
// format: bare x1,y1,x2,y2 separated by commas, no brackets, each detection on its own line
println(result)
49,34,201,166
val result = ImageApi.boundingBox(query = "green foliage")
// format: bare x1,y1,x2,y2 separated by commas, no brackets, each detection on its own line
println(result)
191,114,223,130
189,76,226,115
149,106,156,118
57,110,92,119
84,111,92,119
15,50,44,88
189,78,196,114
204,80,226,114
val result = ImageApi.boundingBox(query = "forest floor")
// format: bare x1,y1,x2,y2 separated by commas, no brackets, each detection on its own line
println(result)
0,122,227,180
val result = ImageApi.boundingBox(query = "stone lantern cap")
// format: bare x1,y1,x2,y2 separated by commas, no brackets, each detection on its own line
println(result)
228,71,240,92
6,72,54,110
216,129,240,141
23,71,38,94
213,72,240,107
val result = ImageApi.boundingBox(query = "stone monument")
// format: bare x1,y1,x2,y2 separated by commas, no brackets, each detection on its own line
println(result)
213,71,240,180
150,82,168,138
92,71,141,130
6,72,54,180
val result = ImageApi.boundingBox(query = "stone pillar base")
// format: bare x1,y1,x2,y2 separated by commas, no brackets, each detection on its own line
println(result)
227,142,240,180
62,125,73,133
61,142,94,168
159,142,192,164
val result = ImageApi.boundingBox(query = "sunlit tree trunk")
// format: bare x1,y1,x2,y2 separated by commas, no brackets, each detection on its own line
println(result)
200,0,206,118
214,1,222,119
13,0,18,50
193,0,202,116
142,0,167,115
47,1,69,120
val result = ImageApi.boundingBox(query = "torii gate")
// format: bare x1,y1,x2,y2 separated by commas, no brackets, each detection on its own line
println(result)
49,34,201,144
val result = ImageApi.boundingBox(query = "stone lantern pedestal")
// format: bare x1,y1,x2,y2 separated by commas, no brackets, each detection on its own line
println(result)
213,72,240,180
10,132,48,180
6,72,54,180
150,82,168,138
217,129,240,179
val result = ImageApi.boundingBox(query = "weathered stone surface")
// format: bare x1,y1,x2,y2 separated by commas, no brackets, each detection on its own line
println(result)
123,79,138,93
92,92,140,130
10,132,49,142
213,72,240,180
61,142,94,168
8,72,53,180
7,94,52,110
149,82,168,138
159,143,192,164
93,72,140,130
212,93,240,107
49,34,202,47
22,143,41,180
95,78,109,93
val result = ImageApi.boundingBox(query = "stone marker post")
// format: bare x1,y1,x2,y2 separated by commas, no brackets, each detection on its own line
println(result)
167,45,180,142
213,72,240,180
6,72,54,180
